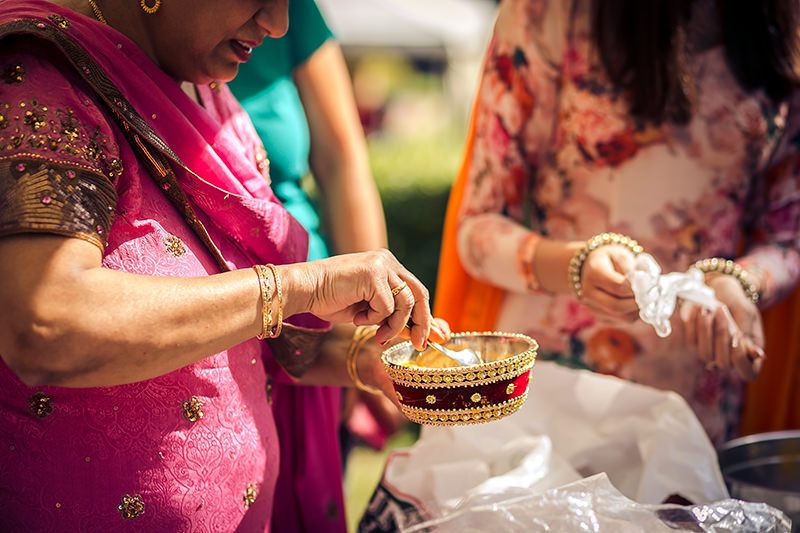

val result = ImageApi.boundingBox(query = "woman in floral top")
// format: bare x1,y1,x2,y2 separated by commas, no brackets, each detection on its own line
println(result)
437,0,800,443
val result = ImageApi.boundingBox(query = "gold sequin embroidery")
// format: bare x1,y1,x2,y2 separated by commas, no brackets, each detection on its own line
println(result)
107,157,123,178
0,100,120,179
28,392,53,418
0,159,117,249
118,494,145,520
243,483,257,509
48,14,70,29
2,64,24,84
254,146,270,180
164,235,186,257
506,383,516,395
470,392,482,403
24,109,47,131
181,396,204,423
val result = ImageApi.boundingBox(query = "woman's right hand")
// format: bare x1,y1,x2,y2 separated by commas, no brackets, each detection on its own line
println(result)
579,244,640,322
279,249,433,349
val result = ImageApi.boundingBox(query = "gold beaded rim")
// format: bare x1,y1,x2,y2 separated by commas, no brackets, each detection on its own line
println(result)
381,332,538,389
400,391,529,426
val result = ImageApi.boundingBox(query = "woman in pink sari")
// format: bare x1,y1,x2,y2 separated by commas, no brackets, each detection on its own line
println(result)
0,1,445,530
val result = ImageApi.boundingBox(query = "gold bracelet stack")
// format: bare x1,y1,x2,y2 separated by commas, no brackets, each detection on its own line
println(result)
568,232,644,299
693,257,759,304
346,326,381,395
253,264,284,339
265,264,283,338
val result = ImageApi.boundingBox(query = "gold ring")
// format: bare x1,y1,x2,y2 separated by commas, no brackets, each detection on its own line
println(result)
390,282,408,297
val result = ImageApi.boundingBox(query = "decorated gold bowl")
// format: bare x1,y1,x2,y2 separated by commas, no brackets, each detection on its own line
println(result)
382,332,538,426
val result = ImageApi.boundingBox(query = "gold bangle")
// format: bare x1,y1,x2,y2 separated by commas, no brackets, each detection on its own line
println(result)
253,265,273,340
568,232,644,299
517,233,543,292
346,326,381,395
265,264,283,338
693,257,759,304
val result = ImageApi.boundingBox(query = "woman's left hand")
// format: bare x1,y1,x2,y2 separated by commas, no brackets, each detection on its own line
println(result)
681,275,765,380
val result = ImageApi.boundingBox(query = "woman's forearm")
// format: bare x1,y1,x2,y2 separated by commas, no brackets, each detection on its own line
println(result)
321,164,387,254
0,237,319,388
295,39,388,254
0,237,264,387
294,324,353,386
739,243,800,307
457,213,582,295
297,323,396,402
533,237,584,294
0,236,433,387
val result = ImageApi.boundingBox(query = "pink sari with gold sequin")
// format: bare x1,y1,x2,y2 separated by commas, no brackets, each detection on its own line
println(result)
0,1,314,530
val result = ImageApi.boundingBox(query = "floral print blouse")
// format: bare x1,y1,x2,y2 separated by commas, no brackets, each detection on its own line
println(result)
457,0,800,443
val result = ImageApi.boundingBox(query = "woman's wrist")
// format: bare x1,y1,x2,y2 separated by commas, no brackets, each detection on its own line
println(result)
531,238,585,294
355,334,404,395
274,263,314,318
517,233,543,291
693,257,759,304
568,233,644,298
348,326,382,394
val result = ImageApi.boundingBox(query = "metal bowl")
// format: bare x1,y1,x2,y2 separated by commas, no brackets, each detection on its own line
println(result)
382,332,537,426
718,430,800,531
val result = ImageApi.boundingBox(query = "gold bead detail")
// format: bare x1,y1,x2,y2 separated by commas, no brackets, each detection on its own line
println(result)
48,14,70,29
396,391,404,402
118,494,145,519
506,383,516,395
181,396,204,423
2,64,25,84
164,235,186,257
243,483,257,509
425,395,436,404
140,0,162,15
29,392,53,418
470,392,482,403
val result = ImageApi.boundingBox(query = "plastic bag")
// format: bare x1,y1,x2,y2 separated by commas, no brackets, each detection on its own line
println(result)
403,473,791,532
359,363,731,532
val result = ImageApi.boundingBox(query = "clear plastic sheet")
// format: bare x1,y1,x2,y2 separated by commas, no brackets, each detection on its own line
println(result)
358,364,736,533
403,474,791,533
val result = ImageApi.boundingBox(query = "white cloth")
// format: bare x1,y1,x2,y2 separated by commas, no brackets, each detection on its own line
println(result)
628,253,720,338
380,363,728,520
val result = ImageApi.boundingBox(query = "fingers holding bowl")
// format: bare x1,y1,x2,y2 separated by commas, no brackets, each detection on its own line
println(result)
375,274,416,346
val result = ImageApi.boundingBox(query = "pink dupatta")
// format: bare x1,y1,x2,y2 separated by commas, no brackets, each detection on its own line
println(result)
0,0,308,269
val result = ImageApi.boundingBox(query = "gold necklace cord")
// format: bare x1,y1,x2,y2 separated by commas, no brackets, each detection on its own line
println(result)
87,0,108,24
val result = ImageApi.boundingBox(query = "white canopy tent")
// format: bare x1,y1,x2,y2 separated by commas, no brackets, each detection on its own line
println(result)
316,0,496,118
316,0,496,58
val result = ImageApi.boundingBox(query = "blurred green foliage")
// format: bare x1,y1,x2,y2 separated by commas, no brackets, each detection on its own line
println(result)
370,132,463,297
306,131,463,298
